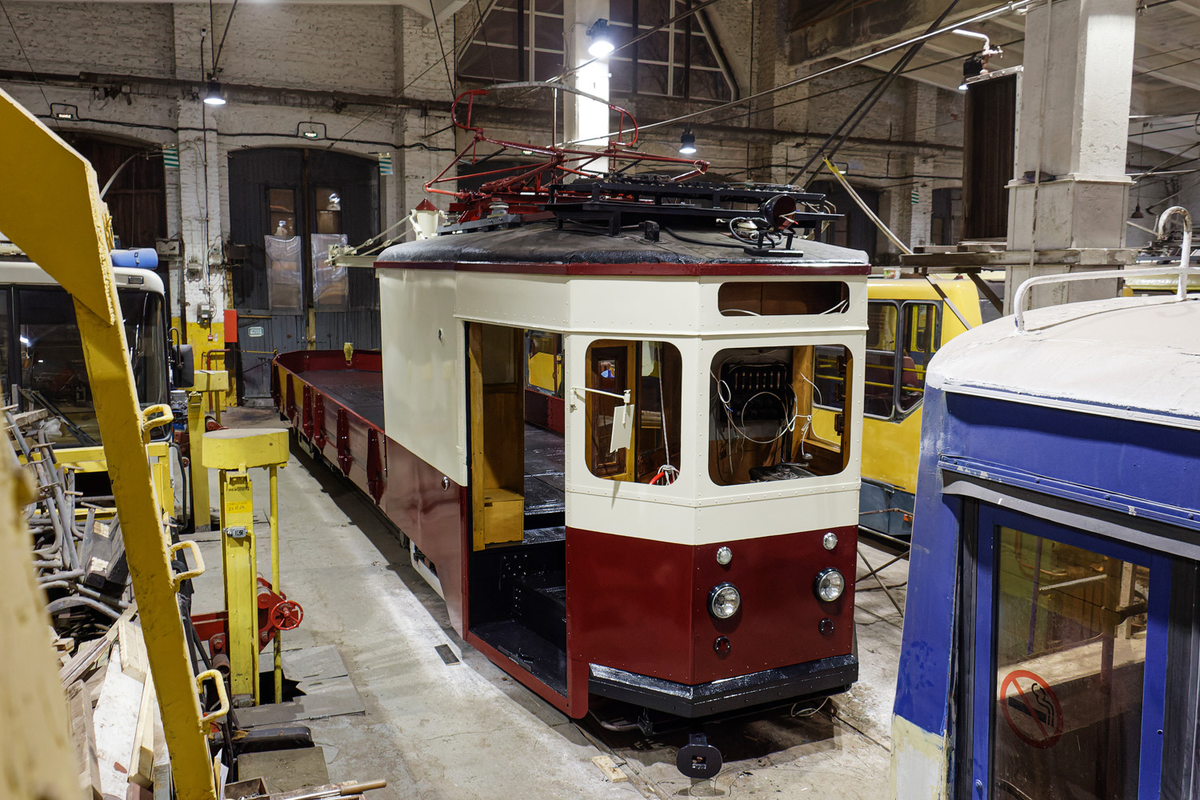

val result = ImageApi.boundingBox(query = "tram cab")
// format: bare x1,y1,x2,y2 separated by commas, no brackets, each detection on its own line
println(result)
372,182,871,733
893,290,1200,800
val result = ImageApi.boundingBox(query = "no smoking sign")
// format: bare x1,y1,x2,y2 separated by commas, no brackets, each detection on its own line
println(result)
1000,669,1064,749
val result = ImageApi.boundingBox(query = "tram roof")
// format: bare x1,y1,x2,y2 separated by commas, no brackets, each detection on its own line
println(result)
375,221,870,275
928,296,1200,430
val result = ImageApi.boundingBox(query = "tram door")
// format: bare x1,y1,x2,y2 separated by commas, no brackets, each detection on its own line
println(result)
969,505,1171,800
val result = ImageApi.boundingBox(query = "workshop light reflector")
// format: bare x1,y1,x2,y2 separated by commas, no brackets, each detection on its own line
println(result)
679,130,697,155
587,19,615,58
959,56,986,91
203,81,227,106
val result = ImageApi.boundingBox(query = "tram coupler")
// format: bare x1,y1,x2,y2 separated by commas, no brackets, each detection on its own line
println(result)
676,731,722,780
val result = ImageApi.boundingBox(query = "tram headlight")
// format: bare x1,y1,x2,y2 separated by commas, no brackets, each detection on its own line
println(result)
708,583,741,619
814,568,845,603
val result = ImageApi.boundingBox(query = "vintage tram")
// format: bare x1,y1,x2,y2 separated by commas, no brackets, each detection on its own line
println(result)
274,88,872,775
892,235,1200,799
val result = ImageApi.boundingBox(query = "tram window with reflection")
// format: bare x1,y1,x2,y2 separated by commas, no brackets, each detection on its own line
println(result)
585,339,682,485
710,345,852,485
967,505,1185,800
860,300,940,418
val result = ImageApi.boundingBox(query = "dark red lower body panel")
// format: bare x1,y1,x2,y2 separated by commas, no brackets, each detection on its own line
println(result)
276,352,857,722
566,526,857,686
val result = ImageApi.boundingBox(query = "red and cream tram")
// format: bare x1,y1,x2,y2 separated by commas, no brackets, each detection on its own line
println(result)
274,90,870,776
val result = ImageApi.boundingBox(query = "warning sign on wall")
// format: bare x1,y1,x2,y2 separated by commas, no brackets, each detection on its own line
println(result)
1000,669,1063,749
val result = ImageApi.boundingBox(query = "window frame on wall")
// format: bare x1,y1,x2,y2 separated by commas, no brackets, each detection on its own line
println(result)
457,0,737,103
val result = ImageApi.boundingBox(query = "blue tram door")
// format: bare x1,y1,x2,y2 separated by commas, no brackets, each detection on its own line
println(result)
969,505,1173,800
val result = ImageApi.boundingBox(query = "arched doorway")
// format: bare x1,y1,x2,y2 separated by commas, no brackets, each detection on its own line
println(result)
227,148,381,402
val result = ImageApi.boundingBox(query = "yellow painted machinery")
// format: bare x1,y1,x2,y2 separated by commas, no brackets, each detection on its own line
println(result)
195,427,299,707
0,87,224,799
187,369,231,531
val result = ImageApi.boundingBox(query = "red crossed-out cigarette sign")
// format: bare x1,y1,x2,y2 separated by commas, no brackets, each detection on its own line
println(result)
1000,669,1064,749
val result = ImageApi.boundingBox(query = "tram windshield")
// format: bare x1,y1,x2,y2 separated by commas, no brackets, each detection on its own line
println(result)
710,345,852,485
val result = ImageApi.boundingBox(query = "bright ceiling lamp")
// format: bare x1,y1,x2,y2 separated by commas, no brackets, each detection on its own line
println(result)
587,19,615,58
679,130,697,155
203,81,227,107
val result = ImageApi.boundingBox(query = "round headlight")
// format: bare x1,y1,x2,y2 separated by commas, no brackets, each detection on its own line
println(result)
709,583,741,619
814,568,845,603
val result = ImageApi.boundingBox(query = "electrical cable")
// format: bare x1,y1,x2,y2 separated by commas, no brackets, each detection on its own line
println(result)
790,0,963,187
212,0,240,78
0,0,54,120
561,0,1038,145
430,0,456,99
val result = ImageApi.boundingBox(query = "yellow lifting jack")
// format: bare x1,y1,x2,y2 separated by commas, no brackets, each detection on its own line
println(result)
188,369,231,532
199,428,294,707
0,89,225,799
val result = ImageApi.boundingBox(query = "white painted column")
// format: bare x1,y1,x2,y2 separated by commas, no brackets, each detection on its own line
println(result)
563,0,611,174
176,99,226,343
1007,0,1137,252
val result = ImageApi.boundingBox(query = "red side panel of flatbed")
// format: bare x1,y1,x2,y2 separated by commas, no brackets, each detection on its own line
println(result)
272,350,468,634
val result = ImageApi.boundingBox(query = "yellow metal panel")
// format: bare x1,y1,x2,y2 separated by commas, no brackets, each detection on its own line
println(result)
189,393,211,531
0,87,217,800
218,469,259,705
201,428,289,471
187,322,235,409
190,369,230,393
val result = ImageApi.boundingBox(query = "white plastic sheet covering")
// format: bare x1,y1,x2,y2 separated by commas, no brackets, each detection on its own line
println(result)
265,235,302,314
312,233,349,312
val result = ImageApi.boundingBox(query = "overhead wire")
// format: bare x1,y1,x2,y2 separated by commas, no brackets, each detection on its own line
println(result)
0,0,54,120
211,0,240,78
560,0,1039,146
790,0,965,186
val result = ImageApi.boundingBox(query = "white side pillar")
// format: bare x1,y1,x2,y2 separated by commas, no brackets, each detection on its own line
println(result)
1004,0,1139,310
563,0,610,174
176,99,226,346
1007,0,1136,253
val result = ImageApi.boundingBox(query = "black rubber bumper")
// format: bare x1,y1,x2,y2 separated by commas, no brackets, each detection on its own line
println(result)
588,652,859,718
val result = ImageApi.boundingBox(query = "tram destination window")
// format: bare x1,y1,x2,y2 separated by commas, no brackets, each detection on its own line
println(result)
585,340,682,485
717,281,849,317
857,300,940,419
990,526,1149,800
709,345,852,485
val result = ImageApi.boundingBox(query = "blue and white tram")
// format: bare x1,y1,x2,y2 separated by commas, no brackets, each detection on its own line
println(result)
892,267,1200,799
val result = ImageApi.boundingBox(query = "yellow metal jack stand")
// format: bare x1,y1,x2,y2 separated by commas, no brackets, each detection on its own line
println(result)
188,369,230,531
201,428,289,707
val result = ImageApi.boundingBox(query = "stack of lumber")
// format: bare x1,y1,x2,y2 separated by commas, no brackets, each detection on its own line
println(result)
60,606,171,800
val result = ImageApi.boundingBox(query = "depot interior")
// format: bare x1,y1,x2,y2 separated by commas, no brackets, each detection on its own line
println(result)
4,1,1200,799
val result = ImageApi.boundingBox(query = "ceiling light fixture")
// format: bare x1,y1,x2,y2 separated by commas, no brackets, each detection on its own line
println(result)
296,121,327,141
959,56,985,91
50,103,78,120
587,19,615,58
679,129,697,155
203,81,226,106
952,29,1002,91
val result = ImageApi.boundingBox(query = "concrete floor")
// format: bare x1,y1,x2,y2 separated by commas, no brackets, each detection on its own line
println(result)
190,409,908,799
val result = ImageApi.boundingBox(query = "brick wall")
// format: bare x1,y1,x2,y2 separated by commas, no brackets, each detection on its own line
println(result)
0,0,966,338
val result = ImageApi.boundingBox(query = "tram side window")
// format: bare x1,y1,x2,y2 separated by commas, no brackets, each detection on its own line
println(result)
527,331,563,397
859,300,940,419
717,281,849,316
710,345,852,486
585,340,682,485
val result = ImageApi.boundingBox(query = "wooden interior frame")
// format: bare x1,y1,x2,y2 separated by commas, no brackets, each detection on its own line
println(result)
469,323,526,550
